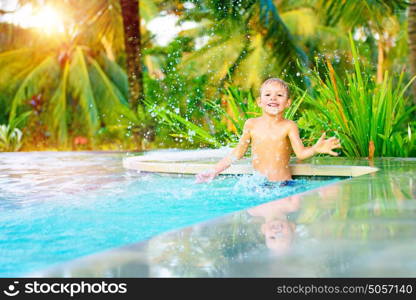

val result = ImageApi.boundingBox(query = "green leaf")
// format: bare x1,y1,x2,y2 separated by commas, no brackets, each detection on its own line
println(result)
68,47,100,139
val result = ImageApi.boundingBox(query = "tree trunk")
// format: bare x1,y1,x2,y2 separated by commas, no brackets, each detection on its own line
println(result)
120,0,143,111
408,0,416,104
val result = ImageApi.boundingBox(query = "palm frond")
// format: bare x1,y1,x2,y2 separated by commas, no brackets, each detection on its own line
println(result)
231,33,275,89
318,0,408,27
281,7,318,37
181,30,246,83
68,47,100,139
46,61,69,145
88,56,139,127
258,0,309,67
140,0,159,21
144,99,223,147
9,55,58,121
99,54,129,100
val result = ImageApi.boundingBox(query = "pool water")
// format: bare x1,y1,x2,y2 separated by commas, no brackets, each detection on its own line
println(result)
0,152,340,277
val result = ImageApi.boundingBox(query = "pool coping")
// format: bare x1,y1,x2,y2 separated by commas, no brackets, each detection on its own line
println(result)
123,157,379,177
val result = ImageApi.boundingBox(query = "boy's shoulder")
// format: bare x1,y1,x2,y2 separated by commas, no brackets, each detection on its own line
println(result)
283,119,299,133
244,117,260,127
244,117,270,130
284,119,297,127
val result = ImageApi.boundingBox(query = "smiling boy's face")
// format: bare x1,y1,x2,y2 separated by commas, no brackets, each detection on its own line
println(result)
261,219,295,254
258,83,291,116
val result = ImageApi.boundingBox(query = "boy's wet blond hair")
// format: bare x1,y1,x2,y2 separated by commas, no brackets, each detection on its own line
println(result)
260,78,290,98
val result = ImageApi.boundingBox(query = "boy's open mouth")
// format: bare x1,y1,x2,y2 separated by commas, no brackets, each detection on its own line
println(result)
267,103,279,107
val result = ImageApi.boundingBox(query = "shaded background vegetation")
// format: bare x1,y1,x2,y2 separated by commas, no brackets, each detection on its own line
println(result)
0,0,414,157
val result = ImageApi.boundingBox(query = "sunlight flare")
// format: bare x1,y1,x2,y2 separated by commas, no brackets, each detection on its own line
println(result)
13,5,65,35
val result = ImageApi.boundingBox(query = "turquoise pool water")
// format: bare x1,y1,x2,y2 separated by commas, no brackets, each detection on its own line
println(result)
0,152,341,277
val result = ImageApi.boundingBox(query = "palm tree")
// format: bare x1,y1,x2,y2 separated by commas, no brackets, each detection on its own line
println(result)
120,0,143,111
317,0,408,83
0,0,163,148
175,0,310,92
10,0,159,110
0,37,138,147
0,0,142,147
177,0,409,90
165,0,356,132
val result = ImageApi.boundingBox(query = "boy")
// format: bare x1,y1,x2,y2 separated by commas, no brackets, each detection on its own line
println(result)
196,78,341,183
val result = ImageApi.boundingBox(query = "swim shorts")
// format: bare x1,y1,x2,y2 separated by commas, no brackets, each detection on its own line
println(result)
260,180,297,188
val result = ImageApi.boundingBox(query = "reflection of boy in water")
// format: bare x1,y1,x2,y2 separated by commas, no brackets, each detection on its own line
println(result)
247,194,300,255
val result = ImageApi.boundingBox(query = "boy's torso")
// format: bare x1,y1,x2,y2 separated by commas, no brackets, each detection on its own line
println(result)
249,117,293,181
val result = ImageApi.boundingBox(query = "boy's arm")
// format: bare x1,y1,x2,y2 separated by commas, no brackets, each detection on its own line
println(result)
212,120,251,174
196,120,252,183
287,121,341,160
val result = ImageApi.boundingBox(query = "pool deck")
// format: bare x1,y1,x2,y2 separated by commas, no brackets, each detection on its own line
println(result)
122,156,379,177
32,157,416,277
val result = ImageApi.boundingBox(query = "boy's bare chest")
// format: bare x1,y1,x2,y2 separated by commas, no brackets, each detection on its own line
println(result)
250,125,289,144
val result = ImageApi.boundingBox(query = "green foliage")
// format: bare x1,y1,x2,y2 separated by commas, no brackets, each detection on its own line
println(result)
317,0,408,27
208,86,261,134
146,82,305,148
207,84,305,134
178,0,310,91
0,125,22,152
385,123,416,157
0,45,138,148
296,34,416,158
0,112,31,152
144,37,216,147
145,99,224,148
0,0,414,155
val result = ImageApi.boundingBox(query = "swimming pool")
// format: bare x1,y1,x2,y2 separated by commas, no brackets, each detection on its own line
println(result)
0,152,341,277
31,156,415,278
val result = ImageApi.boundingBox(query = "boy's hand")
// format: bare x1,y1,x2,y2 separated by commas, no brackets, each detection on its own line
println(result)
314,132,341,156
195,169,217,183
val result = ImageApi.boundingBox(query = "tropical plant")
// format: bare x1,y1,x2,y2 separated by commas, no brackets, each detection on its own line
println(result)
1,0,414,153
0,111,30,151
146,82,306,148
386,123,416,157
174,0,310,93
0,125,22,152
171,0,407,91
295,34,416,158
0,23,41,52
0,42,138,148
0,0,168,149
408,0,416,103
316,0,409,83
9,0,160,108
162,0,411,140
143,37,216,147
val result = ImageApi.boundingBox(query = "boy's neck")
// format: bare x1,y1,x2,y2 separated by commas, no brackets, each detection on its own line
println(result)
261,112,285,122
